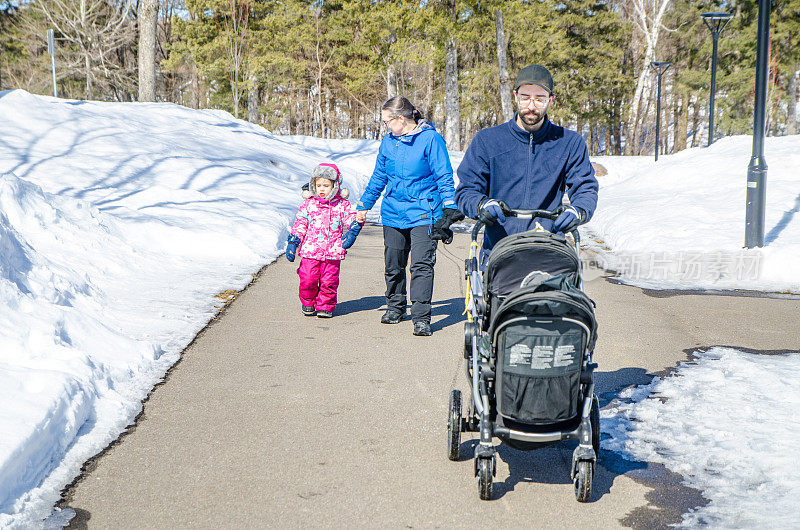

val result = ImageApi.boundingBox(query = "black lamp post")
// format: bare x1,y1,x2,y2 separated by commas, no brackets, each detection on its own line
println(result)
745,0,771,248
701,12,733,146
650,61,670,161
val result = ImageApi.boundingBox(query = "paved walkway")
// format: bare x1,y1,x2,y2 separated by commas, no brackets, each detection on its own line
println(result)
60,224,800,528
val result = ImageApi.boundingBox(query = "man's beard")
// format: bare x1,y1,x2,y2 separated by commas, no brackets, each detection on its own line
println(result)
518,108,545,130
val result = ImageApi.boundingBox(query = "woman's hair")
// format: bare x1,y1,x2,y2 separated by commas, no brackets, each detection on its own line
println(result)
381,96,423,123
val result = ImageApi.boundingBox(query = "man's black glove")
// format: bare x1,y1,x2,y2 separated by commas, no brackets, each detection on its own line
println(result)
478,199,510,225
552,205,586,233
431,207,465,243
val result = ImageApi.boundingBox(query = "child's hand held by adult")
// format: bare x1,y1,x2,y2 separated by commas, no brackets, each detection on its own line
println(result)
341,221,363,249
285,233,301,262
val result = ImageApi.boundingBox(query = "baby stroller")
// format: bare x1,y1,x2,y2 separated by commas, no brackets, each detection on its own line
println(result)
447,207,599,501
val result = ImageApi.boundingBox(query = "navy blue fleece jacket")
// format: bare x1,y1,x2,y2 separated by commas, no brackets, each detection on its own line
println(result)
455,115,598,259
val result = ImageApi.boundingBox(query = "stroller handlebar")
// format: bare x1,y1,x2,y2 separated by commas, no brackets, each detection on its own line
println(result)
471,207,570,242
505,208,560,220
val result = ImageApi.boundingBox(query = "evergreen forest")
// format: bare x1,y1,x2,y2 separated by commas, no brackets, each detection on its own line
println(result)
1,0,798,155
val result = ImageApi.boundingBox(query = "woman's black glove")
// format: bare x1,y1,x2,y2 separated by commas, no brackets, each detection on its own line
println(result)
431,207,465,243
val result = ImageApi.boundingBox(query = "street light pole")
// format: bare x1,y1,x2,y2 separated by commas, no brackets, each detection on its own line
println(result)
650,61,670,162
745,0,771,248
701,12,733,147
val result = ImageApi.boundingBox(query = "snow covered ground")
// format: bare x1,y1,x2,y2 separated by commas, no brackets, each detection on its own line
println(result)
0,90,798,528
604,347,800,528
588,137,800,293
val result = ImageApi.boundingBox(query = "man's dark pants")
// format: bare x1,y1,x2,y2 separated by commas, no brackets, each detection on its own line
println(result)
382,225,437,323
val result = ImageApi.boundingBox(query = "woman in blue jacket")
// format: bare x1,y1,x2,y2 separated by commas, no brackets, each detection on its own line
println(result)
356,96,457,337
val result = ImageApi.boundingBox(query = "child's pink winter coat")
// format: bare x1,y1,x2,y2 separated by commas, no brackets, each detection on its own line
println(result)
291,195,358,260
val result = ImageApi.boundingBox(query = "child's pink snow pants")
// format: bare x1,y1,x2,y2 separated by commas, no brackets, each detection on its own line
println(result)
297,258,341,312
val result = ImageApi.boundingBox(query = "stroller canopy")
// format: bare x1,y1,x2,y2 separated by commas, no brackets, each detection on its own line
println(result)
484,231,580,298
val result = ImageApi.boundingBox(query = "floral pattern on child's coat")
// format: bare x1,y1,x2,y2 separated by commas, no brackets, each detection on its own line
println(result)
290,195,359,260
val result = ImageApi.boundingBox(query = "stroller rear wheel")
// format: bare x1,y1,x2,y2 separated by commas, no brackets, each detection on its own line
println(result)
574,460,593,502
477,457,493,500
447,390,462,461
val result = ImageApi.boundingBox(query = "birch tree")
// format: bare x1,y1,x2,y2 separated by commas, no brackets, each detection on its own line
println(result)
623,0,672,154
222,0,250,118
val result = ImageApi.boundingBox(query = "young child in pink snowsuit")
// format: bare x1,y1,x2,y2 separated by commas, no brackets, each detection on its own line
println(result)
285,163,363,318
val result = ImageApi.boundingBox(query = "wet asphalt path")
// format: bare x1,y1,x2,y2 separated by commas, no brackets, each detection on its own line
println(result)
60,224,800,528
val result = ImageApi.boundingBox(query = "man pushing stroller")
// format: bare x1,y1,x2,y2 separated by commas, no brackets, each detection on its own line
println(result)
438,64,602,502
435,64,598,256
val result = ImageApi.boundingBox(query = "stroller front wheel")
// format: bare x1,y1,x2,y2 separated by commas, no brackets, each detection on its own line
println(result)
574,460,593,502
477,457,493,500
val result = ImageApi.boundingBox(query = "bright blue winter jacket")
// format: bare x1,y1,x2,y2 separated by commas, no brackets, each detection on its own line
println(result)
358,122,456,229
455,115,598,260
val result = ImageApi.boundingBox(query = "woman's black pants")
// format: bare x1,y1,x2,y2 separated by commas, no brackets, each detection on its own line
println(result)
382,225,437,323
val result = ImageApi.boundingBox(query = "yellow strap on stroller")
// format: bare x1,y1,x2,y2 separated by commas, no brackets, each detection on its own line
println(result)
463,240,479,323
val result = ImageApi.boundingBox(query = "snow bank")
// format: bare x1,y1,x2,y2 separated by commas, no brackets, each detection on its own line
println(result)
0,90,376,527
603,347,800,528
588,136,800,293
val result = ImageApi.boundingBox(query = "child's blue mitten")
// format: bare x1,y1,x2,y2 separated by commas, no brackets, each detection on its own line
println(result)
286,233,301,262
341,221,363,249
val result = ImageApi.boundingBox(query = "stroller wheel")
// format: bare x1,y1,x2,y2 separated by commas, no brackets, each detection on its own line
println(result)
477,457,493,500
574,460,593,502
590,395,600,459
447,390,462,461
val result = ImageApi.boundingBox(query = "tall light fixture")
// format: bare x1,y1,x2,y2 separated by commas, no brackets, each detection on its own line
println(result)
745,0,771,248
701,12,733,146
650,61,670,161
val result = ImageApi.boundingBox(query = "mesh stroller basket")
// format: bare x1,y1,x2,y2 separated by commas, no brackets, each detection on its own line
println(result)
489,276,597,425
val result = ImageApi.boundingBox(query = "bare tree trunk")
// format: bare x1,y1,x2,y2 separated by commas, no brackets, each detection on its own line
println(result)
247,71,258,123
138,0,158,101
191,62,200,109
387,63,398,99
444,37,460,149
690,97,701,147
494,9,513,121
85,53,93,99
423,60,434,120
223,0,250,119
326,90,334,138
787,65,797,135
673,89,687,152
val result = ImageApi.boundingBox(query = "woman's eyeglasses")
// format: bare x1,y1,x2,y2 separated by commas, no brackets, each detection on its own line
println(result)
382,115,401,126
517,94,551,108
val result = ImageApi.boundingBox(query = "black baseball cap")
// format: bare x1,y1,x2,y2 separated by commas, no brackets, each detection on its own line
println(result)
514,64,554,94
